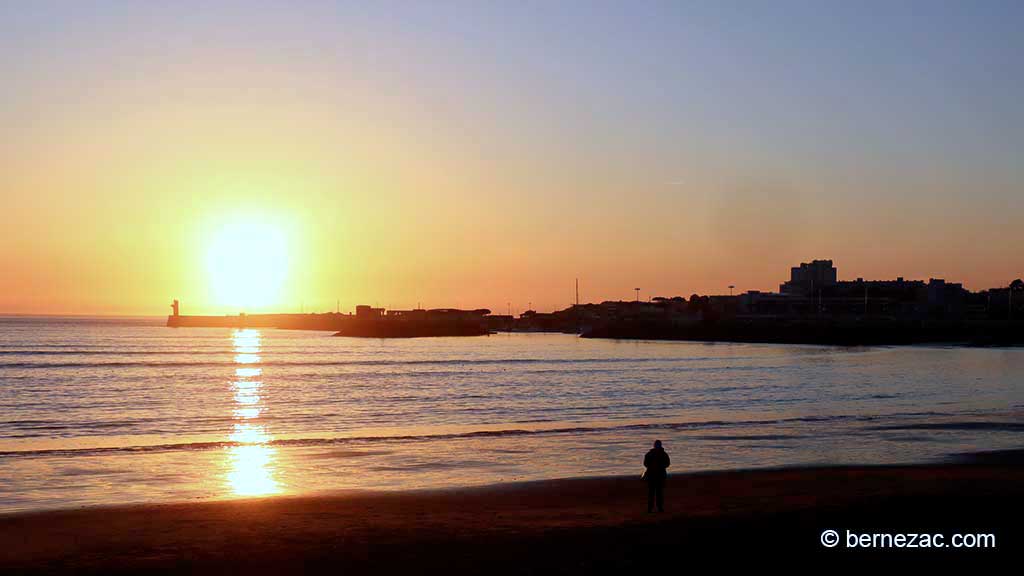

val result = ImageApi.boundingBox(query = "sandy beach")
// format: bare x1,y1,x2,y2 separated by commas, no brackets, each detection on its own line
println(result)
3,457,1021,573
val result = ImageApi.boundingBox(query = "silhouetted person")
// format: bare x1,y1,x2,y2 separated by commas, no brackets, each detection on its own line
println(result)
643,440,670,512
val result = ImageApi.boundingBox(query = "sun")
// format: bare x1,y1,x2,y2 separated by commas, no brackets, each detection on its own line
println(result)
206,220,289,310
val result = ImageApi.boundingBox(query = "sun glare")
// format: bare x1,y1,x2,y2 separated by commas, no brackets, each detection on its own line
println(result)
224,329,281,497
206,221,288,310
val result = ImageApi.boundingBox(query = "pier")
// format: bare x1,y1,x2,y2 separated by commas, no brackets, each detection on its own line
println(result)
167,302,492,337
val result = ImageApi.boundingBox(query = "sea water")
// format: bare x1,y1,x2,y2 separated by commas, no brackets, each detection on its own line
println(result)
1,316,1022,513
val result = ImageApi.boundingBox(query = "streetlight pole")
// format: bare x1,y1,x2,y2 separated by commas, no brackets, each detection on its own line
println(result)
634,288,640,302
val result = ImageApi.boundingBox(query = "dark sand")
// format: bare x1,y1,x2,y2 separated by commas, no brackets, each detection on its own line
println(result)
3,460,1022,573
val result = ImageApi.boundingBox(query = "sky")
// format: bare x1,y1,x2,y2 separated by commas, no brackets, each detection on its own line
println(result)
1,0,1022,315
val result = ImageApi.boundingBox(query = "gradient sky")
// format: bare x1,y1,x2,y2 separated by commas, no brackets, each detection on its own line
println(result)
2,1,1022,315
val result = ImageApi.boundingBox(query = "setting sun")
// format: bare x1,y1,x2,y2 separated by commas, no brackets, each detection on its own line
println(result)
206,221,288,311
2,2,1023,571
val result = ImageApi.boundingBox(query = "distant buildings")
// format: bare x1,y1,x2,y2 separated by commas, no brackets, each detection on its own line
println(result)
167,259,1021,344
563,260,1022,344
746,261,971,320
355,305,385,318
342,306,491,337
499,259,1021,339
780,260,837,295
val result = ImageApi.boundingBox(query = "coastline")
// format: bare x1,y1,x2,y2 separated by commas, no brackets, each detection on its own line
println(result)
579,319,1024,347
4,457,1022,573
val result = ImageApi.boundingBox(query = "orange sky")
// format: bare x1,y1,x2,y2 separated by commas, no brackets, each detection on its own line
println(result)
1,3,1022,316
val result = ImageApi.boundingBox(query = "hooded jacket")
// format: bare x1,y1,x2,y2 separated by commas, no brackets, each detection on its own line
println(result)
643,447,670,482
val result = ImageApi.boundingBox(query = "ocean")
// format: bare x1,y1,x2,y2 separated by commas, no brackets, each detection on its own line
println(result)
1,315,1022,513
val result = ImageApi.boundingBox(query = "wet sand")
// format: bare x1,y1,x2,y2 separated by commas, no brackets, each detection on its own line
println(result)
3,460,1022,573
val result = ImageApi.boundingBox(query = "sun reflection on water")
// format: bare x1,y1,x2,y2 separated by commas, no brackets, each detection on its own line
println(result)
227,444,279,497
225,329,280,497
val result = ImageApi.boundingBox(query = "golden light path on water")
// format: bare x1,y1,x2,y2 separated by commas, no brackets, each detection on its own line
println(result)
225,329,281,497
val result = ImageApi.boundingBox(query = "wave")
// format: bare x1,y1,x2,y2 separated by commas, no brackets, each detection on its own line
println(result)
0,356,764,370
0,411,964,459
865,421,1024,432
0,350,232,356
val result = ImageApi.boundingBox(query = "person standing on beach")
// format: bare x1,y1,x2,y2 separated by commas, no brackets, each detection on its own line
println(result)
643,440,670,512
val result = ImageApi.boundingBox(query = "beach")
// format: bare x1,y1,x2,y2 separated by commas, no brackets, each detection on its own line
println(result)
3,458,1021,573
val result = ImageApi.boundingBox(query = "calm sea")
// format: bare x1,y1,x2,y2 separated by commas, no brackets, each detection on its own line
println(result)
1,316,1022,513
